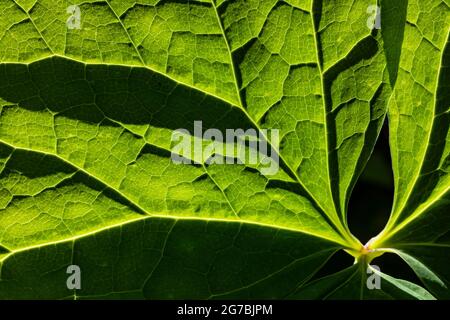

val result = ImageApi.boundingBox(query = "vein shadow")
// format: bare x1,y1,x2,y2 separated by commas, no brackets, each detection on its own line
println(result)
0,56,254,133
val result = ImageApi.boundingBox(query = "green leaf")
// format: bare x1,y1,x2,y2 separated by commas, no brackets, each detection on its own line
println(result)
0,218,340,299
370,0,450,299
0,0,448,300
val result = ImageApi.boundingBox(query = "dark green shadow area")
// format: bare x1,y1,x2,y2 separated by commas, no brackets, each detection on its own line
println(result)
381,0,408,87
0,245,9,254
0,56,253,134
0,217,339,299
1,149,75,180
